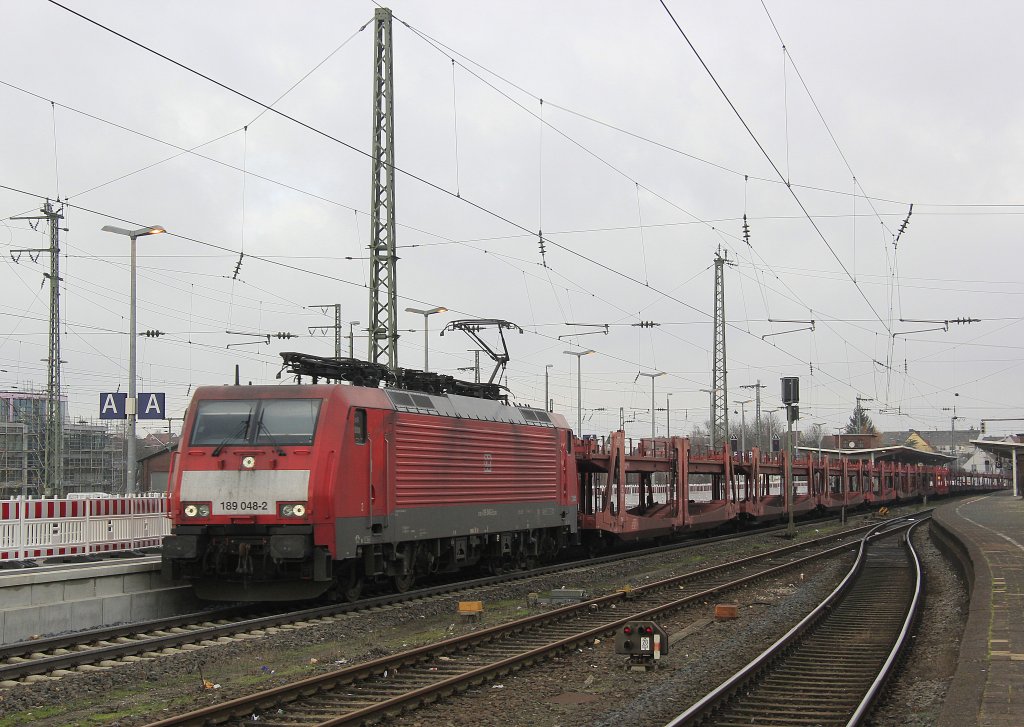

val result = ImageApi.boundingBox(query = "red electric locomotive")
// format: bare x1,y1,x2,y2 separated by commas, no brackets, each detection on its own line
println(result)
162,380,578,601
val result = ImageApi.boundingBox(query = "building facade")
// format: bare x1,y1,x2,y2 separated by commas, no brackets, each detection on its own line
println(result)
0,390,127,498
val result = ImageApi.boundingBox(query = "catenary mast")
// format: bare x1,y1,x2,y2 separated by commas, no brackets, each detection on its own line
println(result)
367,7,399,368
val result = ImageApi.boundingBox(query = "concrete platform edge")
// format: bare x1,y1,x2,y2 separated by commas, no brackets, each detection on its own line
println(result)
931,511,989,727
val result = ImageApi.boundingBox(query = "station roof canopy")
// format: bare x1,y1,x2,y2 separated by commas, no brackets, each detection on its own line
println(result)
795,445,955,466
970,439,1024,460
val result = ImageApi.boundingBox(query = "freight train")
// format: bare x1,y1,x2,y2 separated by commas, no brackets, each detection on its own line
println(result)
162,354,1004,601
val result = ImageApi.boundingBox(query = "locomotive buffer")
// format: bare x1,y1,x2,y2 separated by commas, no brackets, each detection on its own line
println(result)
615,621,669,671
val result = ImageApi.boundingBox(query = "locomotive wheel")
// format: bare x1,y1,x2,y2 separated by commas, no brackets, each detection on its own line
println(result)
343,574,364,602
333,564,364,602
392,572,415,593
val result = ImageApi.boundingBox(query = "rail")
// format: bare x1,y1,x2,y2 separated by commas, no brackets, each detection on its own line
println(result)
664,516,925,726
848,518,926,725
0,494,170,561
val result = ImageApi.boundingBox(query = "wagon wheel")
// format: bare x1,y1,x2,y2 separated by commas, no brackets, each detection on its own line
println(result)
537,534,559,564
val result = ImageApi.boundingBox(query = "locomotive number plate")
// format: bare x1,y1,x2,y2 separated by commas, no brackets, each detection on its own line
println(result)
218,500,269,512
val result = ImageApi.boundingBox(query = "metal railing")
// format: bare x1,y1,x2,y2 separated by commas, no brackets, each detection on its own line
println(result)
0,494,169,561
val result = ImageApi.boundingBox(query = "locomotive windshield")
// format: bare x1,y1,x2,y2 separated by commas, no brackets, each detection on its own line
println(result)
190,398,322,447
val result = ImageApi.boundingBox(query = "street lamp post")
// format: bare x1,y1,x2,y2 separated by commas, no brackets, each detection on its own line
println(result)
404,307,447,371
639,372,665,441
666,393,672,436
951,393,960,467
814,422,827,462
544,364,553,412
101,224,166,494
699,388,719,448
563,349,594,434
348,321,360,358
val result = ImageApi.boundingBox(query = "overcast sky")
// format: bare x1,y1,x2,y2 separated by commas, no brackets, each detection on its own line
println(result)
2,0,1022,441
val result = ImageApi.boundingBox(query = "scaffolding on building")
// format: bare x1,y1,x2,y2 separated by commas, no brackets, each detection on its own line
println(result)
0,390,126,498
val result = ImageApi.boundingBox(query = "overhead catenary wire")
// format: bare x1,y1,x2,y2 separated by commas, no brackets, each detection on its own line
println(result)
14,4,1007,428
2,182,720,395
657,0,891,334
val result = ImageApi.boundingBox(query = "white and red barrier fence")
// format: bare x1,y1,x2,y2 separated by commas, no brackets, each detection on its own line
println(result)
0,494,170,561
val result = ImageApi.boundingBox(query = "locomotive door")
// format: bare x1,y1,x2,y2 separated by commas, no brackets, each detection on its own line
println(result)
364,407,393,533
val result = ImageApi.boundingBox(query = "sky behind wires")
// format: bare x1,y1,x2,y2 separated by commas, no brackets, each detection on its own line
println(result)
1,0,1022,440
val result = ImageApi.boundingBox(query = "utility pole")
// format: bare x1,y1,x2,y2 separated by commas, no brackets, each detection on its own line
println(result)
943,392,961,467
12,201,64,496
736,400,752,453
367,6,398,369
309,304,342,358
470,350,481,383
544,364,553,412
348,320,360,358
639,372,664,441
740,381,765,451
711,248,732,450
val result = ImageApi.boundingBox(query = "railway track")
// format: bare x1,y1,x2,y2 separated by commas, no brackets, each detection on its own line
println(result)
139,518,906,727
665,518,926,727
0,516,868,687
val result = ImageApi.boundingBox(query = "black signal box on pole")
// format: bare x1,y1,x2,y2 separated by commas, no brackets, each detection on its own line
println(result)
781,377,800,405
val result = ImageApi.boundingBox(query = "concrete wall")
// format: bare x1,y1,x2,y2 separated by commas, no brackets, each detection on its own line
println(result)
0,558,202,644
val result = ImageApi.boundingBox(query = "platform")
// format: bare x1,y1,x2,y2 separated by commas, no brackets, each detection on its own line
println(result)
933,491,1024,727
0,555,200,645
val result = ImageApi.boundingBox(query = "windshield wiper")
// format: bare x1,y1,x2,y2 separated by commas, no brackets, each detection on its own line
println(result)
256,415,287,457
212,417,250,457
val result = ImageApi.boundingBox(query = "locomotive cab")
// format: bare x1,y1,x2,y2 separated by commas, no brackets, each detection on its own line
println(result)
162,389,334,600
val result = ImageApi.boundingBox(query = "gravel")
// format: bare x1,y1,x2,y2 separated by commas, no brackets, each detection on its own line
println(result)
866,524,969,727
0,512,965,727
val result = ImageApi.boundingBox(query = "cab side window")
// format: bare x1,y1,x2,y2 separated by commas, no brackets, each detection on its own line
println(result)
354,409,367,444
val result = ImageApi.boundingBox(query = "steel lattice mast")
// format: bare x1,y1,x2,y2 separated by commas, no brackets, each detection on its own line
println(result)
45,202,63,496
367,7,398,368
12,200,64,495
711,248,729,449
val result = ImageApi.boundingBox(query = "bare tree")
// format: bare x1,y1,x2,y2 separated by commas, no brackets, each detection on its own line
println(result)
799,422,827,448
688,422,710,450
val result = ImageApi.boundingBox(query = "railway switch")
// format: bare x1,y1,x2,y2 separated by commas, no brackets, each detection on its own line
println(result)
615,620,669,670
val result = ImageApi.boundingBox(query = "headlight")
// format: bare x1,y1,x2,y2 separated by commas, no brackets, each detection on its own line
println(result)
182,502,210,518
279,502,307,518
